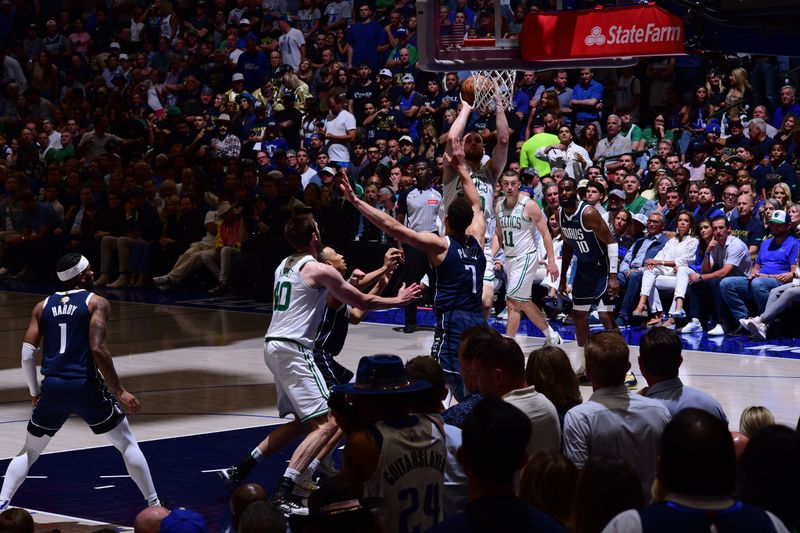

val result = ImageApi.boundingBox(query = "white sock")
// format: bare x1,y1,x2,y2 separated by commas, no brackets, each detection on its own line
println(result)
0,432,50,502
544,326,557,339
577,346,585,372
284,468,301,482
106,420,158,505
295,458,320,489
251,447,264,463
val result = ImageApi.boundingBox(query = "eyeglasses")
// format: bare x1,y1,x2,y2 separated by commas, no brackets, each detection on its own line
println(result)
647,220,662,224
722,192,739,198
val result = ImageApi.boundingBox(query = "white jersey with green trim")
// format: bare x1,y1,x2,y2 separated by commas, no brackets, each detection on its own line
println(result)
440,162,496,244
497,195,537,257
266,254,329,348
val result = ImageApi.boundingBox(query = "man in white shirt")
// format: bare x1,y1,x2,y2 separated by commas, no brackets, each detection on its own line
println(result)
324,93,356,168
563,331,671,499
472,336,560,456
535,124,592,180
595,115,633,173
277,16,305,71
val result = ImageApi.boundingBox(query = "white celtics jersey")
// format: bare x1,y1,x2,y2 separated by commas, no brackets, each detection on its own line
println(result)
498,195,537,257
363,415,447,533
440,163,496,244
266,254,329,348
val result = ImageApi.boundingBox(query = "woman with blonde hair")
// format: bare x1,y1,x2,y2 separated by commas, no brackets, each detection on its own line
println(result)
739,406,775,438
723,67,752,117
770,182,792,211
417,125,438,161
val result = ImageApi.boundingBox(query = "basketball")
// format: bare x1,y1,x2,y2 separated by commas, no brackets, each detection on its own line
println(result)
461,76,475,106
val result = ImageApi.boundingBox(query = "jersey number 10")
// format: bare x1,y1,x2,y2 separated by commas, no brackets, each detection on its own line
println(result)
273,281,292,311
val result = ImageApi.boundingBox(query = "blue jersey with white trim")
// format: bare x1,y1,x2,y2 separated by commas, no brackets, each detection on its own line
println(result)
434,235,485,313
39,289,95,379
559,202,607,264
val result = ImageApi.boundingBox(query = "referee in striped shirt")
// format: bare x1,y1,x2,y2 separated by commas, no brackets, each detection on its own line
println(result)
396,158,443,333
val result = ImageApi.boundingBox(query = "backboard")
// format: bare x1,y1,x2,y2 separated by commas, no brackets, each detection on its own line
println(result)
416,0,685,72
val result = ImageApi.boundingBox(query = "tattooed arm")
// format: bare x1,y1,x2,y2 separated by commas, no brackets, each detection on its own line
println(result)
89,296,140,414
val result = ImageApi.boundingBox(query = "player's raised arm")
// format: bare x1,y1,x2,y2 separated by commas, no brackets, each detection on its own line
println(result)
487,94,509,180
444,100,474,183
305,262,422,310
88,296,140,414
338,177,447,261
447,137,486,248
21,302,44,404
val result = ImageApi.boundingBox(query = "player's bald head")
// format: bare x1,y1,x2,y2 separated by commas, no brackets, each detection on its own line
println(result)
133,505,170,533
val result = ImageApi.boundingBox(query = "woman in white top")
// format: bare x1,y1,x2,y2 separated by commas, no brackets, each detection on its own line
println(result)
632,210,699,326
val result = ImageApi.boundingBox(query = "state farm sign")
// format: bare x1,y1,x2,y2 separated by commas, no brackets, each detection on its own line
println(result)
520,5,684,61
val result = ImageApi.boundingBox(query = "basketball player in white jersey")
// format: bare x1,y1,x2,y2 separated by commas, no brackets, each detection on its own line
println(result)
219,215,421,513
442,95,509,318
494,170,561,342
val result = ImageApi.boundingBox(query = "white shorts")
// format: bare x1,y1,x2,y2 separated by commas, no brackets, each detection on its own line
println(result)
264,338,329,423
506,251,539,302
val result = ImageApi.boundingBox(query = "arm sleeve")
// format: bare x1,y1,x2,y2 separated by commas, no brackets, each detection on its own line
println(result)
21,342,41,396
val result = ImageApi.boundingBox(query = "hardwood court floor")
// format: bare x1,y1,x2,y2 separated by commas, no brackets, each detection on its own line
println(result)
0,291,799,529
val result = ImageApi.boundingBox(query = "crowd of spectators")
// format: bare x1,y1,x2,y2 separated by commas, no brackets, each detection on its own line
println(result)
2,2,800,335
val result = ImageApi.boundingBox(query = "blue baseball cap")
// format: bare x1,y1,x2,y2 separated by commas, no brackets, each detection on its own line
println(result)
160,508,207,533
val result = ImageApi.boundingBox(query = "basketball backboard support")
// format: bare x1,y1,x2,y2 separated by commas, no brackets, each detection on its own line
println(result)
416,0,684,72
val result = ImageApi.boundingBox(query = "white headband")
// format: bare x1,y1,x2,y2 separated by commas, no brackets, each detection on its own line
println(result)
57,255,89,281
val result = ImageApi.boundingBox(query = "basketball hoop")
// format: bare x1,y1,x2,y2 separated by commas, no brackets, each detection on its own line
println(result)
470,69,517,112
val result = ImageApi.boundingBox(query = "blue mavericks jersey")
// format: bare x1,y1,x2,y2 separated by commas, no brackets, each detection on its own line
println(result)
560,202,607,264
39,290,96,380
434,235,485,313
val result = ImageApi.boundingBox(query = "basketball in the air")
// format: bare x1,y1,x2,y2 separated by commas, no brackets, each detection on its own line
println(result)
461,76,475,105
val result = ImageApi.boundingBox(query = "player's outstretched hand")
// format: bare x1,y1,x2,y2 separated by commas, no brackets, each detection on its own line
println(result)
118,390,141,415
348,269,366,287
397,282,423,304
337,175,357,203
445,136,466,169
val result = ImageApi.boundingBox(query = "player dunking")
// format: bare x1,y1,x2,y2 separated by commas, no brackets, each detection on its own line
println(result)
557,178,620,376
340,138,486,400
442,97,509,319
495,170,561,343
0,254,160,511
219,215,420,513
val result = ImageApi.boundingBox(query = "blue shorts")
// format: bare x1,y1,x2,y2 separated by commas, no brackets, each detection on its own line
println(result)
29,377,125,438
572,259,613,307
435,309,487,401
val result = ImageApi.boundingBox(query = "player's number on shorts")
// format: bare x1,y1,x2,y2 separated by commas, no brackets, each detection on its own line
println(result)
398,483,441,533
273,281,292,311
58,323,67,354
464,265,477,293
576,240,590,254
503,229,515,247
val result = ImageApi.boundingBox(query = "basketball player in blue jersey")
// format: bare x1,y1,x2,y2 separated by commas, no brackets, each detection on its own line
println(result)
558,178,621,376
339,138,487,399
0,254,160,511
442,93,509,319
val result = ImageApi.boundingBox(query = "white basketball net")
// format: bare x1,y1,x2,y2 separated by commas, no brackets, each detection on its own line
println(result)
470,69,517,112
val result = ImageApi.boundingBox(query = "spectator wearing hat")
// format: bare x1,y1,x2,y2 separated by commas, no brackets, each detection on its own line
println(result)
201,201,244,295
210,114,241,159
721,209,798,333
331,354,446,533
324,93,356,168
224,72,246,104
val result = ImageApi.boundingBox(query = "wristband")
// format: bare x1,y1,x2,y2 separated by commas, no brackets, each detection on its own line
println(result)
607,243,619,273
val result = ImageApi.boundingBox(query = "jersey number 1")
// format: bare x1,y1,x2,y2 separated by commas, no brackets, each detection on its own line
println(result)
273,281,292,311
59,323,67,354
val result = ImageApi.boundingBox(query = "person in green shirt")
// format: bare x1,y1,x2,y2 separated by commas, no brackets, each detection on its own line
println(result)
519,117,559,178
44,131,77,163
623,172,648,214
640,113,674,150
620,110,645,152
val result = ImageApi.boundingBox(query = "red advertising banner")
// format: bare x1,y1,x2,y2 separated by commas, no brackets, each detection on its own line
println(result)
519,5,684,61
